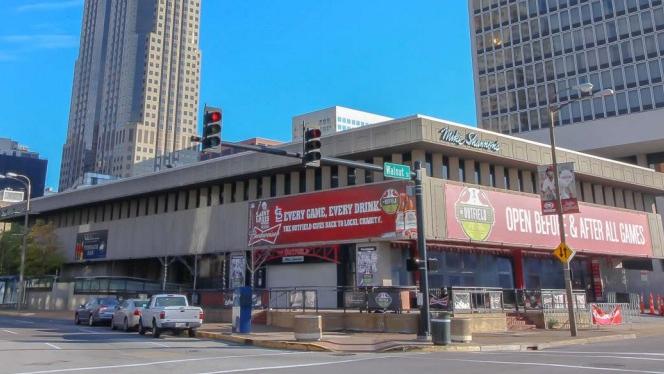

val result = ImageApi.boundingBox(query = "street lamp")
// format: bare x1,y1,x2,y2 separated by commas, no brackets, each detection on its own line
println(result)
0,172,32,311
548,84,614,337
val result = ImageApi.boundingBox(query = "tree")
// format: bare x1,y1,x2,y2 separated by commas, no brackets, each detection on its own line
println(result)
0,220,64,277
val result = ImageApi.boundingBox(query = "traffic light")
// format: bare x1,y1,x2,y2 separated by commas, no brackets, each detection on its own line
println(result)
202,106,222,152
302,127,322,168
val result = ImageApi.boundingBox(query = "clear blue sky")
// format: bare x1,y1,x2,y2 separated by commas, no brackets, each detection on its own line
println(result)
0,0,476,190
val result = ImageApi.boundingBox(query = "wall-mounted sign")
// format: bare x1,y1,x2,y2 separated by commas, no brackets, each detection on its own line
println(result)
74,230,108,261
537,162,579,215
439,127,501,152
230,255,246,288
356,246,378,287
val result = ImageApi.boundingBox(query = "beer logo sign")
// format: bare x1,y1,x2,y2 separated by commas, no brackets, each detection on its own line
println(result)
375,292,393,309
379,188,400,215
454,187,495,241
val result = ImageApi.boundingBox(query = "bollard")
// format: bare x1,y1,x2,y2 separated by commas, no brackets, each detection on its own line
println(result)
451,317,472,343
293,315,322,341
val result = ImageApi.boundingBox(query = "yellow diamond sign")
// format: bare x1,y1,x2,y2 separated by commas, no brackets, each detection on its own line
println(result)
552,242,575,264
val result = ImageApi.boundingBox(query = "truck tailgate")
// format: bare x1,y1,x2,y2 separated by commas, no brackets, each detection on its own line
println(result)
162,307,201,322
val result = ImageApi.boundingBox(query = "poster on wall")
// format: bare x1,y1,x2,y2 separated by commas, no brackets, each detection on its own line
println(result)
445,184,653,257
73,230,108,261
247,181,416,247
230,255,246,288
537,162,580,215
356,246,378,287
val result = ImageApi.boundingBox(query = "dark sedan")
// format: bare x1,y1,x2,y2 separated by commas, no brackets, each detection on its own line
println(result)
74,297,119,326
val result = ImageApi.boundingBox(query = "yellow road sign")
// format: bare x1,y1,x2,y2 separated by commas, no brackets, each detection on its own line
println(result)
552,242,575,264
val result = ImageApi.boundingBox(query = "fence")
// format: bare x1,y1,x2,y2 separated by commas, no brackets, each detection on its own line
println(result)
448,287,504,313
517,288,588,311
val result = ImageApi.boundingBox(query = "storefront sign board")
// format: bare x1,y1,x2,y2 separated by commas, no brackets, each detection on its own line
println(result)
537,162,580,215
74,230,108,261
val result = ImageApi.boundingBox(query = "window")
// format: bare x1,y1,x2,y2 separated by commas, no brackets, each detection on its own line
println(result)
598,46,610,68
629,14,642,36
628,90,641,112
617,17,629,38
605,94,617,115
616,91,629,114
613,67,625,89
550,13,561,33
654,85,664,107
650,60,662,83
561,10,571,30
646,35,658,57
587,49,598,71
581,4,592,24
655,7,664,30
633,38,645,61
621,40,633,63
642,11,654,32
637,62,649,85
625,65,637,88
641,87,654,109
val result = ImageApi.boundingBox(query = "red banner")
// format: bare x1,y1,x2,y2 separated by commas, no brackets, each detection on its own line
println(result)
248,181,416,246
592,304,623,325
445,184,653,256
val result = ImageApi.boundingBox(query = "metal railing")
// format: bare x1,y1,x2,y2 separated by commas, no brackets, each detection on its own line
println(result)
517,288,588,311
448,287,505,313
73,276,187,296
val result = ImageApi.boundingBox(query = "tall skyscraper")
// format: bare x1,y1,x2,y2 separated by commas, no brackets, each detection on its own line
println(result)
59,0,202,191
469,0,664,136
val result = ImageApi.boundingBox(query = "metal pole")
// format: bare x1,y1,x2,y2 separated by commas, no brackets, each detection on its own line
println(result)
414,161,431,340
17,179,30,312
549,107,578,337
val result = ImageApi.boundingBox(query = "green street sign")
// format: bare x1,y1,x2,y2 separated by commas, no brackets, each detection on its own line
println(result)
383,162,411,180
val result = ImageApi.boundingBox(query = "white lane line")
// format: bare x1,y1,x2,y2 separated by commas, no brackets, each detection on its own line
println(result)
195,356,392,374
147,342,169,348
14,351,307,374
44,343,62,350
15,320,35,325
426,357,664,374
1,329,18,335
477,351,664,362
550,350,664,356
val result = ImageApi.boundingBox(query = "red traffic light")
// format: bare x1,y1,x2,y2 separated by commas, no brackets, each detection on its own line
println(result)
305,128,321,139
205,111,221,123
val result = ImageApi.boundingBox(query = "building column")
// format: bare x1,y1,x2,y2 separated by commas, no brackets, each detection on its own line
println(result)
104,203,113,221
513,249,525,289
247,179,258,201
234,181,245,202
624,190,635,210
449,156,460,181
355,163,366,185
464,159,475,184
593,184,605,205
188,189,197,209
322,166,332,190
603,186,615,206
261,176,271,198
478,162,490,186
494,165,506,188
614,188,625,208
167,193,176,211
338,165,348,187
644,194,657,213
177,190,188,210
634,191,645,211
521,170,534,192
373,156,384,182
582,182,594,203
391,153,403,164
508,168,519,191
199,187,209,207
223,183,233,203
290,171,300,194
306,168,315,192
147,197,156,215
275,174,286,196
210,185,220,205
636,154,648,167
432,153,443,179
157,195,166,213
411,149,426,170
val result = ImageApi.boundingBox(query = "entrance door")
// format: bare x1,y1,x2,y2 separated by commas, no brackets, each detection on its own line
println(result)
266,263,337,308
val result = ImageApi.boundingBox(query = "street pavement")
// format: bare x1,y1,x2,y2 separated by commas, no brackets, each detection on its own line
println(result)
1,313,664,374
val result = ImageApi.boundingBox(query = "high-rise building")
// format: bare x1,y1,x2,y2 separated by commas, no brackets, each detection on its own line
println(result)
292,106,392,140
59,0,202,191
469,0,664,136
0,138,47,199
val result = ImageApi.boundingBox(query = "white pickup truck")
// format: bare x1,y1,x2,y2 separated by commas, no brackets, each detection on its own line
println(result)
138,294,204,338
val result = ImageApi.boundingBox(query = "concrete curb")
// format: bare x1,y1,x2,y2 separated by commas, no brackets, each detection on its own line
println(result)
534,333,637,350
195,331,330,352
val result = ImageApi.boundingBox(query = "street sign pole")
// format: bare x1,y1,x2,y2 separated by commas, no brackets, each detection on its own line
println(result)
413,160,431,341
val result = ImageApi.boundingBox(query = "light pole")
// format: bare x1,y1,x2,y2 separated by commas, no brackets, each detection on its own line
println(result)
548,84,614,337
0,172,32,311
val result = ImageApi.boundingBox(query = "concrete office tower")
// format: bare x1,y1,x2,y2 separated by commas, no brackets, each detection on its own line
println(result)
292,106,393,140
469,0,664,139
59,0,201,191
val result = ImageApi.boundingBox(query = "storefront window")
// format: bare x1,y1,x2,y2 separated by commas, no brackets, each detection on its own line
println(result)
525,257,564,289
428,250,514,289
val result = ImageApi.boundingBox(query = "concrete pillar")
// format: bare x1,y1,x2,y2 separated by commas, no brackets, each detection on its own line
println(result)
129,200,138,218
223,183,233,203
494,165,506,188
644,194,656,213
136,198,146,217
338,165,348,187
188,189,197,208
634,191,645,211
234,181,245,202
522,170,534,193
508,168,520,191
464,159,476,184
636,154,648,167
582,182,594,203
574,179,582,201
167,193,176,212
148,196,156,214
391,153,403,164
276,174,286,196
290,171,300,194
157,195,166,214
104,204,112,221
210,185,220,205
177,190,187,210
261,176,271,198
449,156,460,181
373,156,384,182
614,188,625,208
603,186,615,206
199,187,209,207
95,206,103,221
322,166,332,190
479,162,491,186
593,184,605,205
432,153,444,179
306,168,315,192
247,179,258,200
624,190,635,210
355,164,366,185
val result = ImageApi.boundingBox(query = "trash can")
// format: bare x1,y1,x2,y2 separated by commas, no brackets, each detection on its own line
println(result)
431,316,451,346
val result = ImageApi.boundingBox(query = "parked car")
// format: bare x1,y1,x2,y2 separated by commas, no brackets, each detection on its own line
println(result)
110,299,149,332
138,294,204,338
74,297,119,326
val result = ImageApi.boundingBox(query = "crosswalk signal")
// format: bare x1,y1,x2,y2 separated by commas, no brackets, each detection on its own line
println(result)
303,127,322,168
202,106,222,152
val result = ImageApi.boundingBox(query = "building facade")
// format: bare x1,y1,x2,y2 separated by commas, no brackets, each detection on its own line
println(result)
3,116,664,305
59,0,202,191
0,138,47,198
469,0,664,135
292,106,392,140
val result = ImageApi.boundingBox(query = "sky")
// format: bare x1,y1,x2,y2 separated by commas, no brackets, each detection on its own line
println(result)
0,0,476,190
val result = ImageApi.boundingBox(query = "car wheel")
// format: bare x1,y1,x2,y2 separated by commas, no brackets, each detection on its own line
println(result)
152,320,161,338
88,315,94,327
138,319,146,335
188,328,196,338
123,317,130,332
74,314,80,325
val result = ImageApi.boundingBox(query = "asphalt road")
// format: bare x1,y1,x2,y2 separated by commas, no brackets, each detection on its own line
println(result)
1,314,664,374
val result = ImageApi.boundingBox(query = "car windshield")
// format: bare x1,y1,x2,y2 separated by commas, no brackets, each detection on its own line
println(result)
135,300,149,308
155,296,187,307
100,298,118,306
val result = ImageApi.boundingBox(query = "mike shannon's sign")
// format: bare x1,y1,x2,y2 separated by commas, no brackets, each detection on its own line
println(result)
439,127,501,152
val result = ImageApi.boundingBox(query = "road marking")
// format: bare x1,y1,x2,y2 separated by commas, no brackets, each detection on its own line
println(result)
478,351,664,362
550,350,664,356
14,351,307,374
15,320,35,325
1,329,18,335
147,342,169,348
195,356,392,374
44,343,61,350
427,357,664,374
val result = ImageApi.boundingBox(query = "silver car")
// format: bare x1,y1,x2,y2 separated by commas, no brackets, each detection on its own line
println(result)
110,299,149,332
